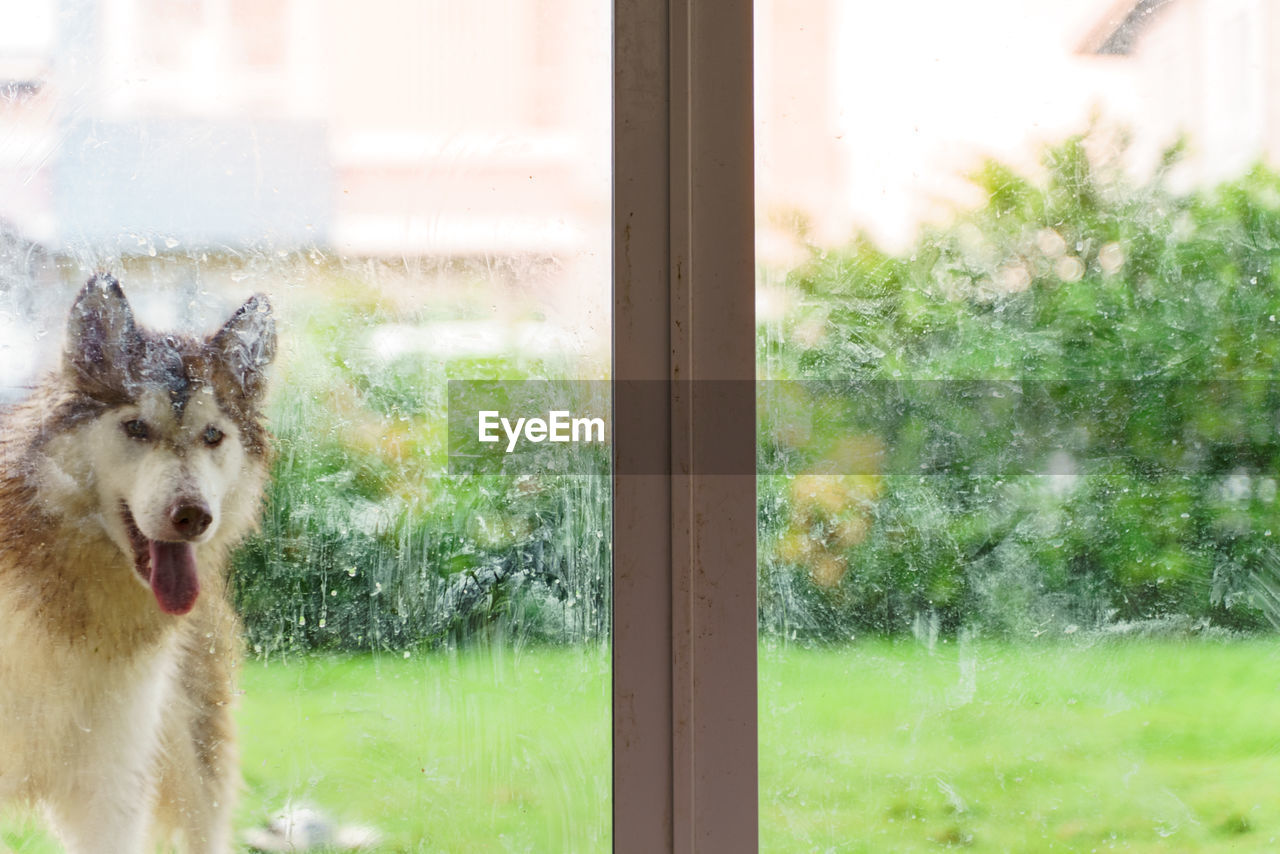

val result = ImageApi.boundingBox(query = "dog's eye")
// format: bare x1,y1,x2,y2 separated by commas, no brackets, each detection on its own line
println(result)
122,419,150,441
202,425,224,448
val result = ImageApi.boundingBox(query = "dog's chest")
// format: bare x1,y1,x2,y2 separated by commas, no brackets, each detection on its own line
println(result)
0,632,179,801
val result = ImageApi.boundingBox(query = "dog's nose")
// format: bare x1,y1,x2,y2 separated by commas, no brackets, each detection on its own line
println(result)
169,502,212,539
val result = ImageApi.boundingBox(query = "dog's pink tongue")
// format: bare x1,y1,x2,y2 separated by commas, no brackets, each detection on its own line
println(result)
148,541,200,615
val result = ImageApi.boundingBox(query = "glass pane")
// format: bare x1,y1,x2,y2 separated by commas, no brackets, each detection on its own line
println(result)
757,1,1280,850
0,1,609,851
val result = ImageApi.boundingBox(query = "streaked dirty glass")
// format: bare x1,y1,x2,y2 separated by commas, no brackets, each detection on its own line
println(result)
756,1,1280,850
0,2,610,851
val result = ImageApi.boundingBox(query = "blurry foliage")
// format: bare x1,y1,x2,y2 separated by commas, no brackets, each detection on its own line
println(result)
760,134,1280,641
234,132,1280,651
232,283,609,654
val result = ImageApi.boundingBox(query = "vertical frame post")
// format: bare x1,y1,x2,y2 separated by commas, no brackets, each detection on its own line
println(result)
613,0,757,850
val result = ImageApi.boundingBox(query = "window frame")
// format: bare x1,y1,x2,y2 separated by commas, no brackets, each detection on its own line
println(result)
612,1,758,851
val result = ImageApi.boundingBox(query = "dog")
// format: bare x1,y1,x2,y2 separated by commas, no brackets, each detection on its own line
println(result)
0,273,275,853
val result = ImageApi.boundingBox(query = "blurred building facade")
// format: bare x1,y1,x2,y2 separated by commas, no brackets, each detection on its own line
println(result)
0,0,608,258
760,0,1280,252
0,1,1273,264
1081,0,1278,185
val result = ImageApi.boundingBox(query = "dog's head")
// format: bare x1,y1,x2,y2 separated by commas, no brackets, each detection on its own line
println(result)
46,273,275,615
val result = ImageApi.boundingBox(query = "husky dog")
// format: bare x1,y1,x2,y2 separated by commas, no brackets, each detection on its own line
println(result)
0,274,275,853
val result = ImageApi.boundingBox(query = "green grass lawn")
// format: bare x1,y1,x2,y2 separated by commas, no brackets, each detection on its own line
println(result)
234,645,611,853
760,638,1280,853
5,639,1280,852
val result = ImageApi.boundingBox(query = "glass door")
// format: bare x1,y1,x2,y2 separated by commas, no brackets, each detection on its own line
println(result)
0,1,610,851
757,1,1280,850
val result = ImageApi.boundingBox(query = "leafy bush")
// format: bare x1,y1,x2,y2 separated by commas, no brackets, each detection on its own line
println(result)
759,135,1280,640
231,133,1280,650
231,283,610,654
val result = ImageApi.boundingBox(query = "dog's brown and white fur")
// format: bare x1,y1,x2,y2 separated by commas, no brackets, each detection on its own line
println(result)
0,274,275,853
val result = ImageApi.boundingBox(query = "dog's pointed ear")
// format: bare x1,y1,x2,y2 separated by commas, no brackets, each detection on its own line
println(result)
210,294,275,406
64,273,141,396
